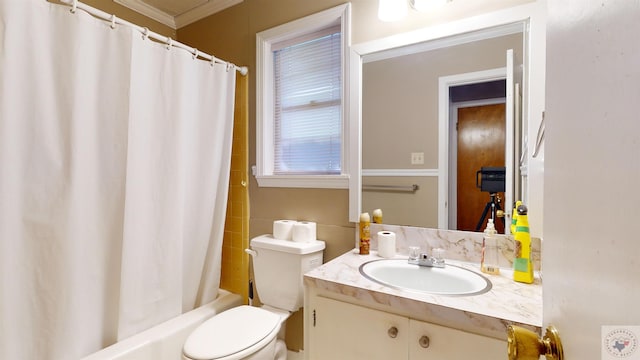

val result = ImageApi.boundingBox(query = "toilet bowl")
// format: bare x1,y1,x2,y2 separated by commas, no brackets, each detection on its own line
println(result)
182,305,287,360
182,235,325,360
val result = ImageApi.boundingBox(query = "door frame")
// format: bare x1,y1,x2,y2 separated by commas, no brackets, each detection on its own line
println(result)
449,98,506,230
438,67,507,230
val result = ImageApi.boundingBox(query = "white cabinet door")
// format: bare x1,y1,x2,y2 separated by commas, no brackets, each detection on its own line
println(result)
544,1,640,358
409,319,505,359
308,296,409,360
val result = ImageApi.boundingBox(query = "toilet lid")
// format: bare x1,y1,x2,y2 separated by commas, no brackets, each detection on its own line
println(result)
183,305,281,360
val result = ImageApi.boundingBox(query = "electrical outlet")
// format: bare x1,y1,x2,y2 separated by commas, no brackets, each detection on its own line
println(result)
411,152,424,165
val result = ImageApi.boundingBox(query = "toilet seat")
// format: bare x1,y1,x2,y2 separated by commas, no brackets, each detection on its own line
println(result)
183,305,281,360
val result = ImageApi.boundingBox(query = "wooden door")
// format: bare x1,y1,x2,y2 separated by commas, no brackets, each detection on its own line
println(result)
456,103,506,233
543,1,640,358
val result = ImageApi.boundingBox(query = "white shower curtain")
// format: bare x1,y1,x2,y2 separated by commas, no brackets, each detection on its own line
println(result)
0,0,236,359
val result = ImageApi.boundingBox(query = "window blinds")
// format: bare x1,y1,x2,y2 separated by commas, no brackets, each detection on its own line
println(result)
273,28,342,175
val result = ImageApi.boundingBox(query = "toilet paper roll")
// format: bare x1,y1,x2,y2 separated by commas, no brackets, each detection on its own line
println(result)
377,231,396,259
273,220,296,240
292,221,317,243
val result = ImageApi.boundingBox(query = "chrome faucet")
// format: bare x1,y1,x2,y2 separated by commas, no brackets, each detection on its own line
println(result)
408,248,446,268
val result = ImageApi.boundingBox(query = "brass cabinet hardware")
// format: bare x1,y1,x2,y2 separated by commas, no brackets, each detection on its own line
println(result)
419,335,430,348
507,325,564,360
387,326,398,338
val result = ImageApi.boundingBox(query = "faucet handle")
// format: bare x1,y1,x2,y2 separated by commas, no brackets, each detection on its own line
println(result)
407,248,446,268
431,248,445,266
408,246,421,261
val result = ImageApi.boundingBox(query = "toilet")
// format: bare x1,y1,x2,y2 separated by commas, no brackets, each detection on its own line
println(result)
182,234,325,360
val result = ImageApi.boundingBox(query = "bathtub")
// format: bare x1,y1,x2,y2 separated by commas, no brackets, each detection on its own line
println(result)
81,289,243,360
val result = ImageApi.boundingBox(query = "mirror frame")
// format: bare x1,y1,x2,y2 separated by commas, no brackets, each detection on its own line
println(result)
348,2,547,237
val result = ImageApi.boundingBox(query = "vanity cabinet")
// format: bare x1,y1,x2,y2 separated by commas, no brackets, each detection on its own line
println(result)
306,295,506,360
408,317,506,359
308,295,408,359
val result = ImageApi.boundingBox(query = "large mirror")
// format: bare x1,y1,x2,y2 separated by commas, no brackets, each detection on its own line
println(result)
349,4,546,237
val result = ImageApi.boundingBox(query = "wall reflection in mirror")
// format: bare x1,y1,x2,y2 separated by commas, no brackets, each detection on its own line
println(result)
361,24,526,233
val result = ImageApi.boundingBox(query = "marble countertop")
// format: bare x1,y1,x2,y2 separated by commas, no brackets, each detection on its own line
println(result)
304,249,542,340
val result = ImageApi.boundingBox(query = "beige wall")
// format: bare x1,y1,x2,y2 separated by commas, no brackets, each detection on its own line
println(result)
177,0,533,260
362,176,439,227
179,2,356,264
50,0,534,259
362,33,522,228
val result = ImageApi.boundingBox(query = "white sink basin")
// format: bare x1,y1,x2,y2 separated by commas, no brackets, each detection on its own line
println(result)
359,259,492,296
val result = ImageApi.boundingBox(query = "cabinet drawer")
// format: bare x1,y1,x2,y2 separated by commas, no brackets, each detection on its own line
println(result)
409,319,506,359
309,296,409,360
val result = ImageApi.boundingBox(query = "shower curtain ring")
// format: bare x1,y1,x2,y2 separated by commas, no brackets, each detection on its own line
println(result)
192,49,199,60
70,0,78,13
141,27,150,40
110,14,117,29
226,62,233,72
166,38,173,50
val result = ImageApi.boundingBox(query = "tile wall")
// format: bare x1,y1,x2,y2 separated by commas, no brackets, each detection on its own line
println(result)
220,74,249,302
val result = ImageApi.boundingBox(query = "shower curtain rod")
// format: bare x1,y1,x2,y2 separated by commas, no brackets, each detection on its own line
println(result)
57,0,248,76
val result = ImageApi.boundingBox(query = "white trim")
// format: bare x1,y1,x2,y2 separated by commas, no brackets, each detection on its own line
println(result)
504,48,515,235
363,21,523,63
255,4,351,191
113,0,243,30
175,0,243,29
439,67,507,230
114,0,175,28
255,175,349,189
352,4,539,57
362,169,438,177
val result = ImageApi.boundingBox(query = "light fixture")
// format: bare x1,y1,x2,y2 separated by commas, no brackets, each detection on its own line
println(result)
378,0,451,22
410,0,449,12
377,0,408,22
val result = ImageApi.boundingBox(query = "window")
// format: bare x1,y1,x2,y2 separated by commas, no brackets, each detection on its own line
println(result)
256,4,350,188
273,27,341,175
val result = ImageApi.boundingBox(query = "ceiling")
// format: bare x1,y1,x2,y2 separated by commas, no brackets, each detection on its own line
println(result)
114,0,243,29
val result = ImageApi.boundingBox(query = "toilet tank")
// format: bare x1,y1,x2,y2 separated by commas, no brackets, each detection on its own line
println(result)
249,235,325,312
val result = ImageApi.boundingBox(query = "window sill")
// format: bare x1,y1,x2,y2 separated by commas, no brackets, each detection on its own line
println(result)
255,174,349,189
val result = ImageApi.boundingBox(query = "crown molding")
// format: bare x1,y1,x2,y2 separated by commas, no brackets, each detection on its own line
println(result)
114,0,176,28
175,0,242,28
114,0,243,30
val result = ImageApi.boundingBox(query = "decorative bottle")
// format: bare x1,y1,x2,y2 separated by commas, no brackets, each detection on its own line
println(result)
513,204,534,283
372,208,383,224
510,200,521,235
359,212,370,255
481,218,500,275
